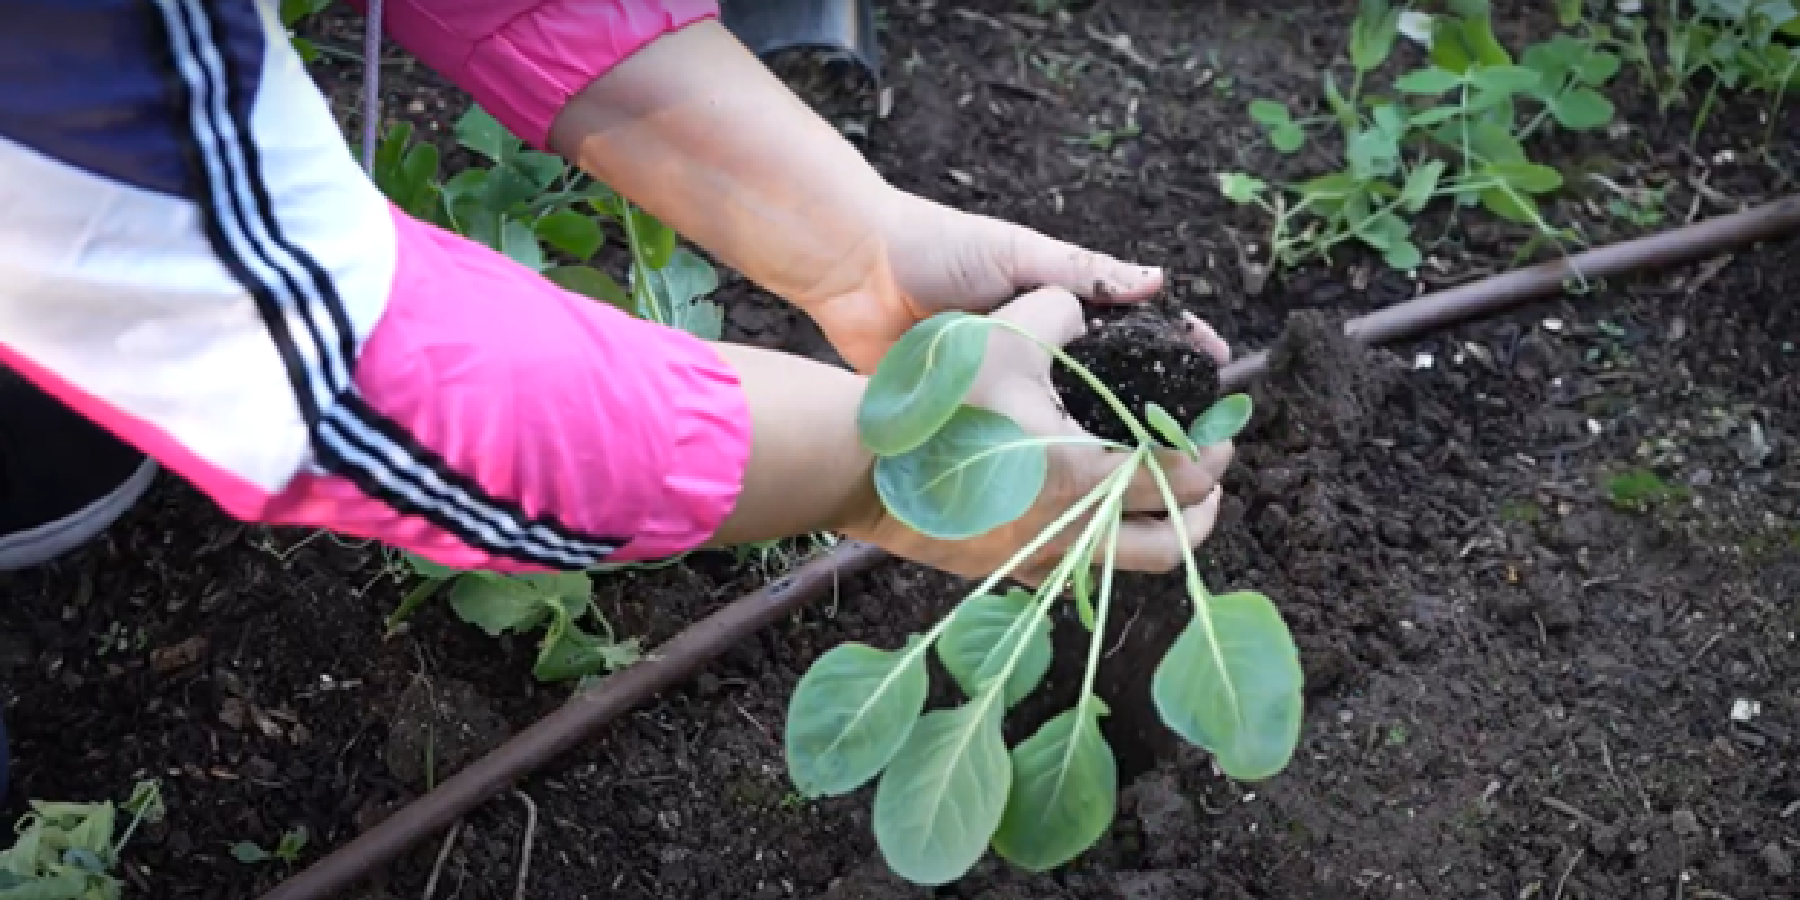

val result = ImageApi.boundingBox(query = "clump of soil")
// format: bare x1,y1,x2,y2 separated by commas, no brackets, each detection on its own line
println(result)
1051,292,1222,444
1257,309,1404,450
384,676,512,788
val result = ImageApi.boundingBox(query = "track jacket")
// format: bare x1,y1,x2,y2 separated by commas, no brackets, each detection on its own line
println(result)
0,0,751,572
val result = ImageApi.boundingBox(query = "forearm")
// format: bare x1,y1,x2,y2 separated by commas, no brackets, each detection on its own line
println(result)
546,19,899,312
705,343,876,547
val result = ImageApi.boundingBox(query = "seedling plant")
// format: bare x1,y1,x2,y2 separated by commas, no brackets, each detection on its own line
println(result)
0,780,163,900
230,826,310,868
1222,0,1622,275
782,312,1303,885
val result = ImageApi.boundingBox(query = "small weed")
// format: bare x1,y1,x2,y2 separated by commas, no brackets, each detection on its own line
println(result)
0,780,164,899
1603,467,1690,511
1221,0,1620,275
231,826,309,867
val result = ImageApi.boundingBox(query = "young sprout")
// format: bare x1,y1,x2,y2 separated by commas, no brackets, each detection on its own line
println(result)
782,311,1303,885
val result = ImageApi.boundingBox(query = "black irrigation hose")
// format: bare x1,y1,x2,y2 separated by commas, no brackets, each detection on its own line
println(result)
261,196,1800,900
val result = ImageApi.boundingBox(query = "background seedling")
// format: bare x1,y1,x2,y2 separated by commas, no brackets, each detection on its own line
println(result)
230,826,309,867
1221,0,1621,276
0,779,164,900
782,311,1301,886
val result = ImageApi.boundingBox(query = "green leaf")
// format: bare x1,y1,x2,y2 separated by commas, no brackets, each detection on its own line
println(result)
534,210,604,260
1188,394,1254,447
858,313,992,456
628,207,678,270
455,106,517,164
639,248,723,340
1409,105,1465,127
1270,124,1306,154
1072,561,1097,632
1346,127,1400,179
1554,0,1582,26
872,702,1011,886
230,843,272,864
1575,50,1622,85
1466,120,1526,164
1484,161,1564,193
499,217,546,271
400,550,463,580
936,589,1053,708
479,165,545,214
1394,66,1462,94
1247,99,1292,126
874,406,1047,540
447,573,587,636
534,621,642,682
514,151,567,192
989,703,1117,872
1383,239,1423,271
1550,87,1615,129
786,639,931,797
1431,6,1512,72
544,266,634,316
1469,64,1541,95
1145,402,1200,457
1399,159,1446,212
1152,591,1304,781
1479,186,1541,224
1349,0,1401,71
1322,71,1358,129
1216,172,1267,204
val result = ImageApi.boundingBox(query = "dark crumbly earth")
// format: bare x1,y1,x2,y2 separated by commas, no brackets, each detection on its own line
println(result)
1052,295,1222,445
5,2,1799,899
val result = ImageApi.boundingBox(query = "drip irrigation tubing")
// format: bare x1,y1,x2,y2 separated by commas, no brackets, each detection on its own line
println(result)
259,194,1800,900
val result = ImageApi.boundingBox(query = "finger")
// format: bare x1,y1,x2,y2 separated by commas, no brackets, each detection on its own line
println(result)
1110,488,1226,574
981,216,1165,301
1178,312,1233,364
987,285,1087,350
1110,442,1233,513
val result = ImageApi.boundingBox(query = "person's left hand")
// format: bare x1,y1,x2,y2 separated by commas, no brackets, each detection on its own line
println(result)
802,190,1209,372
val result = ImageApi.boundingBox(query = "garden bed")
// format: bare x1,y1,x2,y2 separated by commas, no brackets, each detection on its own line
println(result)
3,1,1798,898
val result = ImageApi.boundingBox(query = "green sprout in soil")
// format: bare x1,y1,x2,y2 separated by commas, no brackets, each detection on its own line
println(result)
230,826,309,867
1603,467,1690,511
0,780,164,900
782,312,1302,886
1221,0,1620,275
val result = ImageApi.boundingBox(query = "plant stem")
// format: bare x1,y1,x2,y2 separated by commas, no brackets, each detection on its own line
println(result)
1074,459,1132,713
385,577,445,637
618,199,664,324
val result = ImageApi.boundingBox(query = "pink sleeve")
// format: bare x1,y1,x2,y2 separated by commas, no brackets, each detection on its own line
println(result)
357,0,720,150
257,205,752,572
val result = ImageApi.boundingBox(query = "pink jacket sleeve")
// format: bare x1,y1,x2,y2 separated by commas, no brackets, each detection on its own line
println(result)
359,0,721,150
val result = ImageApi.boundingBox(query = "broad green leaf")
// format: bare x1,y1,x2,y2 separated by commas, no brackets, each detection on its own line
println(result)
534,622,642,682
1145,402,1200,457
629,207,678,270
873,702,1011,886
479,165,544,213
1479,186,1541,224
1270,124,1306,154
1483,161,1564,193
1575,50,1622,85
1356,211,1411,253
1399,159,1446,212
455,106,516,163
1431,4,1511,73
514,151,567,192
1409,105,1465,127
1189,394,1254,447
1152,591,1303,781
1550,87,1615,129
990,702,1117,871
499,217,546,271
544,265,634,316
439,169,489,206
786,639,930,797
1346,127,1399,179
397,144,440,212
936,589,1053,708
1466,120,1526,164
231,842,272,864
1296,172,1364,217
874,406,1047,540
1383,239,1423,271
1321,71,1358,129
1216,172,1267,204
1394,66,1461,94
1349,0,1401,71
373,123,411,187
534,210,604,260
1554,0,1582,26
1247,99,1292,126
447,573,583,636
639,247,723,340
858,313,991,456
1469,64,1541,96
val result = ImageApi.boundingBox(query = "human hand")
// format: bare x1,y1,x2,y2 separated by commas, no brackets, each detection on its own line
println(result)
838,286,1234,585
805,191,1169,373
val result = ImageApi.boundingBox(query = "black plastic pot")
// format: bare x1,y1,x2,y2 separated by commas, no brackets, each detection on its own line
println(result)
720,0,883,144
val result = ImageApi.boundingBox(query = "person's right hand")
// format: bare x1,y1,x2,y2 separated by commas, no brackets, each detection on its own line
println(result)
838,287,1235,586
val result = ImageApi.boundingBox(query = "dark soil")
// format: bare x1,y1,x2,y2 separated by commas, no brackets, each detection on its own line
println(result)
4,2,1799,900
1052,293,1222,445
